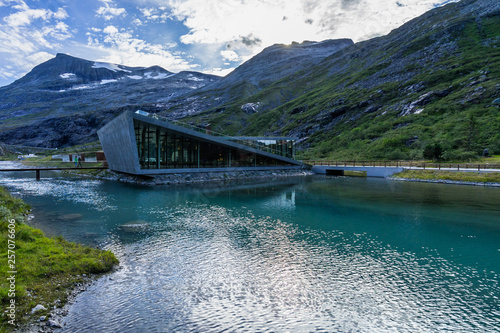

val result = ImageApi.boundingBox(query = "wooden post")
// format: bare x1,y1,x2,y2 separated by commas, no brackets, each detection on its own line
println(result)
36,169,40,181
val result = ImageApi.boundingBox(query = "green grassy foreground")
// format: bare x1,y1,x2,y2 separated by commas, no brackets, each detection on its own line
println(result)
392,169,500,183
0,187,118,331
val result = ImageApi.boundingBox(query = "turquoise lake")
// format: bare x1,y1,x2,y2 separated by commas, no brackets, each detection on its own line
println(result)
1,169,499,332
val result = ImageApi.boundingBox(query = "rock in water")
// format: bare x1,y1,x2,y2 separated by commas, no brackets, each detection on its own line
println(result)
118,221,150,232
58,213,83,221
47,319,63,328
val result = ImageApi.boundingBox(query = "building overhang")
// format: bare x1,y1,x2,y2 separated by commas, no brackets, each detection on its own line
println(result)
98,111,303,175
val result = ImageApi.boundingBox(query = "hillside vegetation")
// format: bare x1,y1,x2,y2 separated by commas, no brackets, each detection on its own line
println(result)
175,0,500,161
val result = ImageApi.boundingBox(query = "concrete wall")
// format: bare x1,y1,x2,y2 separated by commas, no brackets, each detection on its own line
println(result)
312,165,404,178
134,165,302,175
97,111,140,174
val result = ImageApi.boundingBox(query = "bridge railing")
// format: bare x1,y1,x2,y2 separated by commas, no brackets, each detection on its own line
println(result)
303,160,500,171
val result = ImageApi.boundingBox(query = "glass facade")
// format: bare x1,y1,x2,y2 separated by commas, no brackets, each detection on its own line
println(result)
228,138,295,159
134,120,294,170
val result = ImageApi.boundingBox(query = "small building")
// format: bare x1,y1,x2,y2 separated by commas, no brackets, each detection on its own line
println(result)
97,111,302,175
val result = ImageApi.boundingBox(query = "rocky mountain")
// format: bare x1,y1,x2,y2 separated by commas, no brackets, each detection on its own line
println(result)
150,39,354,119
1,0,499,160
167,0,500,160
0,53,221,147
0,38,353,148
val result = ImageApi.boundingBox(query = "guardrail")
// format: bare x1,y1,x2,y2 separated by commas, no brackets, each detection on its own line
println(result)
0,166,108,180
303,160,500,171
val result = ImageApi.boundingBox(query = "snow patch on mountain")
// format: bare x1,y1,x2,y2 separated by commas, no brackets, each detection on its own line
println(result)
145,72,173,80
92,62,131,73
101,79,118,84
60,73,76,79
187,74,204,82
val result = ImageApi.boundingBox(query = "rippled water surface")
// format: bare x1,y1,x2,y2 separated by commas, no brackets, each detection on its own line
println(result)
1,165,499,332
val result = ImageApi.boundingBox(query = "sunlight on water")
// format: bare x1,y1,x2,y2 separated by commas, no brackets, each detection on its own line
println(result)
0,169,499,332
1,177,117,211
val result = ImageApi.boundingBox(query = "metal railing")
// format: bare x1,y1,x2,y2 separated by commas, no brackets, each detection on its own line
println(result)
303,160,500,171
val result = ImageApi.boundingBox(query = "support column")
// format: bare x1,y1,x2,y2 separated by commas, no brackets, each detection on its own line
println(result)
156,128,160,169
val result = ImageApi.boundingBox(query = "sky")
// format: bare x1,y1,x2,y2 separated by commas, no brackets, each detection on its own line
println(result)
0,0,460,87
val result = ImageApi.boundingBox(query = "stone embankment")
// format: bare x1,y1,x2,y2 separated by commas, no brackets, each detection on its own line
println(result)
79,168,314,186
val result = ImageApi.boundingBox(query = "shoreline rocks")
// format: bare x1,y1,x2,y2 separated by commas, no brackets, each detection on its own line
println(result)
72,168,314,186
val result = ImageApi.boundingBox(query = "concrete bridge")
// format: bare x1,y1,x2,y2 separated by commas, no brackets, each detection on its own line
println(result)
312,165,404,178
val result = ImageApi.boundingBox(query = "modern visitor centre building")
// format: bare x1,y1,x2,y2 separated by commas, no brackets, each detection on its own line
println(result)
98,111,302,175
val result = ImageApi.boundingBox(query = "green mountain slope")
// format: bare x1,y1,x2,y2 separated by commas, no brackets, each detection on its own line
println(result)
177,0,500,161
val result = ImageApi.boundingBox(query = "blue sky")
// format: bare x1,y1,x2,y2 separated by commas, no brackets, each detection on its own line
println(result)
0,0,459,87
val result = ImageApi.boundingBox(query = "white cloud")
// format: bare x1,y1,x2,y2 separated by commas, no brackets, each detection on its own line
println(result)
205,67,234,77
0,1,73,85
4,7,51,27
43,21,72,41
139,7,171,23
103,25,119,34
88,24,192,72
164,0,459,50
53,8,69,20
96,0,127,20
25,51,53,64
220,50,239,62
0,0,461,87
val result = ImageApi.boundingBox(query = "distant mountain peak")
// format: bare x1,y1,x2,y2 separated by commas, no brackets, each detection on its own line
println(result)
9,53,180,90
214,38,354,91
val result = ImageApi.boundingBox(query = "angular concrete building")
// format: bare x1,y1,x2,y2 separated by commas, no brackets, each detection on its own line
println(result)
97,111,302,175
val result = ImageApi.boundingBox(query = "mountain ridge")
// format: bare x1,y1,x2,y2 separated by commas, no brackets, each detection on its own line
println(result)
1,0,499,160
0,38,354,147
163,0,500,160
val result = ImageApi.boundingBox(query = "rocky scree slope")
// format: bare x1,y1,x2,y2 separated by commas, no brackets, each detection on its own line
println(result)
174,0,500,161
148,39,354,120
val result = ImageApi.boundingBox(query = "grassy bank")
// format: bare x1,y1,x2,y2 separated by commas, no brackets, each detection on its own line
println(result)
392,169,500,184
0,187,118,331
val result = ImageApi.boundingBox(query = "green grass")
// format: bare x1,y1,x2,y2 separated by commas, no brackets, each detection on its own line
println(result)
393,170,500,183
0,187,118,331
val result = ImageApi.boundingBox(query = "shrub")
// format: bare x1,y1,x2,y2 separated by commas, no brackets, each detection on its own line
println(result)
423,143,444,160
